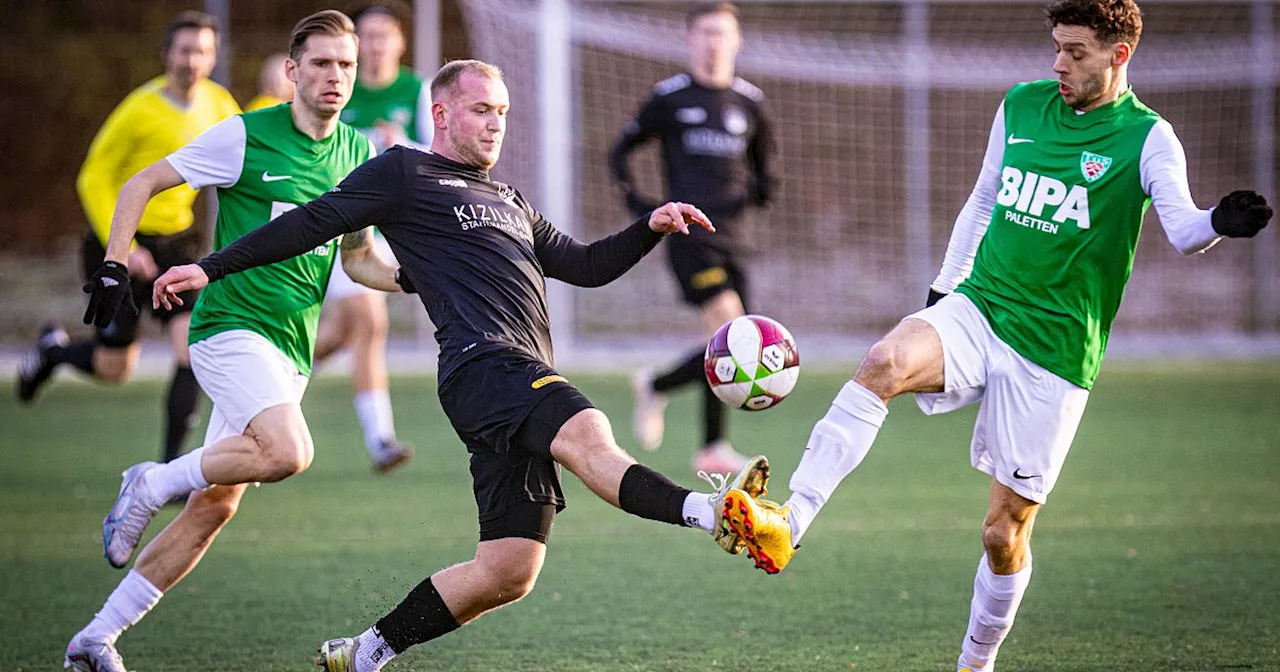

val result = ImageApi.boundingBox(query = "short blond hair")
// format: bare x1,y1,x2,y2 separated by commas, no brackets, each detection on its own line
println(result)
288,10,357,62
430,59,504,101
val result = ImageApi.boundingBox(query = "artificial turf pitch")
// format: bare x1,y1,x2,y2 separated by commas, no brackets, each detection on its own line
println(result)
2,363,1277,671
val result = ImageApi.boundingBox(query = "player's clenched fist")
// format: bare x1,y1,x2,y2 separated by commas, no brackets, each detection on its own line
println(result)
648,201,715,236
82,261,137,328
151,263,209,310
1212,190,1273,238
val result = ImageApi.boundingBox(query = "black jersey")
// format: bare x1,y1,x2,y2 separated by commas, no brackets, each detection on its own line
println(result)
610,73,774,226
198,147,665,380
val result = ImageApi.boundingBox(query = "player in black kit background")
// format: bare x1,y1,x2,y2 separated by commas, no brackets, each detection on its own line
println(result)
609,2,775,476
152,59,776,671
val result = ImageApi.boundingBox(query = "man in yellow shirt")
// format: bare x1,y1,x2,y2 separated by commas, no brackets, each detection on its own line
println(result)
17,11,240,467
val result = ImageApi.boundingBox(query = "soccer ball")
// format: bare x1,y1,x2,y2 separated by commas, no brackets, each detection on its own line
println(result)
704,314,800,411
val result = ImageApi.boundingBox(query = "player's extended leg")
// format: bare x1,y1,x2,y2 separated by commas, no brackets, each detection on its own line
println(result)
724,317,945,573
956,481,1039,672
549,407,765,552
161,312,201,463
318,537,545,672
65,484,249,671
103,331,315,567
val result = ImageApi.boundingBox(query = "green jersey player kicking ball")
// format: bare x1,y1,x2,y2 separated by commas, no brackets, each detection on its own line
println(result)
66,11,392,671
719,1,1272,671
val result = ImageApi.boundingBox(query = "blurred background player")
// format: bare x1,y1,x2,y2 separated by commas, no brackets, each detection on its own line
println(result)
17,11,240,467
245,52,294,112
610,2,775,475
310,0,433,473
65,12,384,671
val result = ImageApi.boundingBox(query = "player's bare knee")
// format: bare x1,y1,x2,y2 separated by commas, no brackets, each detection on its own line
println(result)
855,339,907,398
981,518,1029,569
486,559,540,604
551,409,618,464
250,418,314,481
189,488,244,528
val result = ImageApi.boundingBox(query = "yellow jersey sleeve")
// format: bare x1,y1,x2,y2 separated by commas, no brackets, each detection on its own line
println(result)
76,78,241,246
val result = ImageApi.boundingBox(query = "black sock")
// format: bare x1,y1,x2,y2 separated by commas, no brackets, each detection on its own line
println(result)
48,340,96,375
376,576,461,653
653,346,706,393
702,384,726,447
163,365,201,462
618,464,691,526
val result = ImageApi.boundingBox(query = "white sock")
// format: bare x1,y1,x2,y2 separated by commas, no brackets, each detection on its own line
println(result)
681,492,716,532
79,570,164,643
958,553,1033,671
355,625,396,672
784,381,888,543
148,446,210,504
354,390,396,455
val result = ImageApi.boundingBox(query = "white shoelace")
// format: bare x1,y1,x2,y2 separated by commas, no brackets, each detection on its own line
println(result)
696,470,730,494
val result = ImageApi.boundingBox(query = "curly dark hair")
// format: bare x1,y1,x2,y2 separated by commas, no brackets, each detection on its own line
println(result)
1046,0,1143,47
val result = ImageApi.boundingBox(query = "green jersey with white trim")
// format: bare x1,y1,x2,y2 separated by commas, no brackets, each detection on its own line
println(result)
340,67,432,149
168,104,372,375
957,80,1161,389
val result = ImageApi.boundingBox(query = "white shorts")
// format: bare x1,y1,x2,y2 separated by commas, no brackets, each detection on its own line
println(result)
910,293,1089,504
325,233,396,302
189,330,309,445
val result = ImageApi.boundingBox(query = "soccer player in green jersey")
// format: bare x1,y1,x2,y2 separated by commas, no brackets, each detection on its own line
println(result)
313,0,432,473
65,12,386,671
719,2,1272,671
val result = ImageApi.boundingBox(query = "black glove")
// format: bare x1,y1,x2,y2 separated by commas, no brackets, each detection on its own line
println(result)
82,261,137,328
749,176,775,208
1211,190,1273,238
394,267,417,294
926,289,947,308
624,191,659,219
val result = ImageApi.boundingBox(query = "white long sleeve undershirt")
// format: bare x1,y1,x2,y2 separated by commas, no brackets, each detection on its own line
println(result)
931,103,1222,294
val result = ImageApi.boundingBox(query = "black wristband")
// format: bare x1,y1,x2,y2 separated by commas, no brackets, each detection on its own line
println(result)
395,267,417,294
926,289,947,308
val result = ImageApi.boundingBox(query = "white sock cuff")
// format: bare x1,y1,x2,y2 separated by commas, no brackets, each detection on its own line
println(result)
125,569,164,601
831,381,889,426
978,553,1032,601
186,446,210,490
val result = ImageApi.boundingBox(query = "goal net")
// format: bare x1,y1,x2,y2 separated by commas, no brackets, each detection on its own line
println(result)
457,0,1278,360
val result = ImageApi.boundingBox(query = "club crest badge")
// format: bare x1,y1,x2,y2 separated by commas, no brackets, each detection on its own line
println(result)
1080,151,1113,183
723,106,749,136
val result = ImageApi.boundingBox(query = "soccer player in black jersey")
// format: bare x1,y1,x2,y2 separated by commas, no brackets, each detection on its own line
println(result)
609,2,775,475
152,59,773,671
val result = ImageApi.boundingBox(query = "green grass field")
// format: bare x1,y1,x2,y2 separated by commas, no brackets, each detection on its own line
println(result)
3,363,1279,671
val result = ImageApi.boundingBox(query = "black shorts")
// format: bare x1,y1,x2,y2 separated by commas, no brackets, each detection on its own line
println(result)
438,352,595,544
667,234,749,307
81,228,206,347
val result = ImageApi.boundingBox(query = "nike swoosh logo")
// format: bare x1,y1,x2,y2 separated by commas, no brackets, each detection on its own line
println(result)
969,635,998,646
1012,469,1041,480
262,171,293,182
1007,134,1034,145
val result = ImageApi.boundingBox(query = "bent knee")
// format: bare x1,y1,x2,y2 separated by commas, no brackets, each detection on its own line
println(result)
488,563,539,603
254,433,313,481
855,340,909,396
185,486,247,529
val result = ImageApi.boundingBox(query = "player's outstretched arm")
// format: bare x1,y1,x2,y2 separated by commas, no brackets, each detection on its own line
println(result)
339,227,402,292
82,160,188,328
534,201,713,288
154,151,405,308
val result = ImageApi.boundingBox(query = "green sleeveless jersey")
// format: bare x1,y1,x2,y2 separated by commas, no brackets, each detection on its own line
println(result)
340,68,429,144
957,80,1161,389
169,104,373,375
